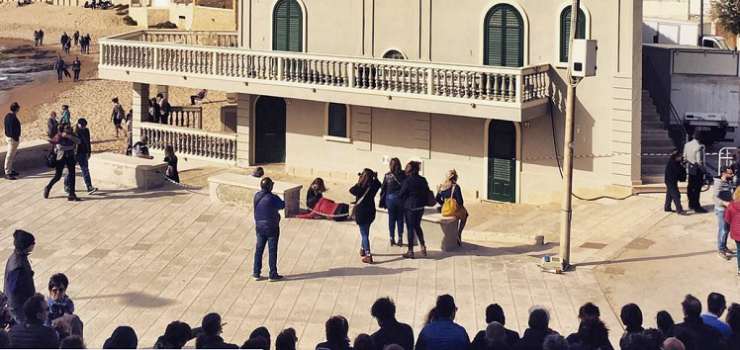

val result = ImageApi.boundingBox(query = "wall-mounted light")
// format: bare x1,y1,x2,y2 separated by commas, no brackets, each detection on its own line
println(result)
183,76,187,80
470,103,476,108
244,82,249,86
387,95,392,100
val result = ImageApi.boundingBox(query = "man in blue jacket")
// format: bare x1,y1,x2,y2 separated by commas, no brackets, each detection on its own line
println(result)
4,102,21,180
253,177,285,282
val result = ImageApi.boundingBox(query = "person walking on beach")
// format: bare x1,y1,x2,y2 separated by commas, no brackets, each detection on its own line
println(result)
65,118,97,195
73,31,80,47
4,102,21,181
350,168,382,264
45,125,81,201
72,57,81,82
53,56,67,83
47,111,59,139
38,29,44,46
33,30,39,46
253,177,285,282
60,32,68,51
64,40,71,55
111,97,126,138
4,229,36,324
84,34,91,54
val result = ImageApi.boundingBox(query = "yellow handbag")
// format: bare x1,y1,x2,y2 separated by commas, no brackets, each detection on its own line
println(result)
441,185,460,217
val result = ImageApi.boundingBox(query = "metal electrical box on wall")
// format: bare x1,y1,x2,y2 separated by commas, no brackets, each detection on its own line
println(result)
571,39,597,77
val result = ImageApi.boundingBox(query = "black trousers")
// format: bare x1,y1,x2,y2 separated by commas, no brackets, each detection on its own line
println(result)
665,181,683,212
687,173,703,209
47,154,76,197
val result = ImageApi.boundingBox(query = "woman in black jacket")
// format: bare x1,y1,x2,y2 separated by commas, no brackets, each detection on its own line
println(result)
398,161,430,258
379,158,406,247
350,168,382,264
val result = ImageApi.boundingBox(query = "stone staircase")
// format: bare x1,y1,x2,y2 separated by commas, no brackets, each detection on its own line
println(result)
641,90,677,184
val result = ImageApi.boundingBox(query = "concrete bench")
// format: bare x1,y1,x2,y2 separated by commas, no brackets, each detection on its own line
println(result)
208,173,302,217
377,207,460,252
88,153,168,190
0,140,52,171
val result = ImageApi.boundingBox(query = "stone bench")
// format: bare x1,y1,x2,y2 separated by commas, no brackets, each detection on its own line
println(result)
88,153,168,190
208,173,302,217
377,207,460,252
0,140,52,171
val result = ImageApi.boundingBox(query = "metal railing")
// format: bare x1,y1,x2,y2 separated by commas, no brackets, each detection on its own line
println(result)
100,30,551,107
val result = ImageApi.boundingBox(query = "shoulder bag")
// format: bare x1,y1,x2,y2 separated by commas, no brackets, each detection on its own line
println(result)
441,185,460,217
349,186,371,220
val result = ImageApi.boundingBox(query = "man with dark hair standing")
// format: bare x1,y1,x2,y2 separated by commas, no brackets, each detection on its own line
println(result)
370,297,414,350
471,304,520,349
701,292,731,338
65,118,97,195
60,32,69,52
4,102,21,180
713,166,736,260
684,131,708,213
8,294,59,349
669,294,721,350
4,230,35,324
417,295,470,350
253,177,285,282
72,57,81,82
73,30,79,47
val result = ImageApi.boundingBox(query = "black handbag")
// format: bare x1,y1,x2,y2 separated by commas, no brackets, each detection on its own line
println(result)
45,148,57,168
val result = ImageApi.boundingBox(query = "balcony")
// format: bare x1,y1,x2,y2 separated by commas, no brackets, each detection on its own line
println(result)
99,30,551,121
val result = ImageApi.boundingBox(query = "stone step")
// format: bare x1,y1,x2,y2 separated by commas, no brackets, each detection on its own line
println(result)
633,181,687,193
642,156,670,165
642,106,658,114
642,138,675,148
641,164,667,176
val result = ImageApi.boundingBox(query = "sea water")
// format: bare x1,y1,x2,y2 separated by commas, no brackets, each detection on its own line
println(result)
0,44,57,91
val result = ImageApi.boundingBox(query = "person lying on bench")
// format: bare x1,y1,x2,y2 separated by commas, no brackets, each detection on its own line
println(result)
190,90,207,105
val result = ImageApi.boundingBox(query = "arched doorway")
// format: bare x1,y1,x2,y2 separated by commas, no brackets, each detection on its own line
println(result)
487,120,516,203
255,96,287,164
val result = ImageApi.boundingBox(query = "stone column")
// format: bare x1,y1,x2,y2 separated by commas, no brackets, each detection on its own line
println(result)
236,93,251,167
156,85,169,100
132,82,150,148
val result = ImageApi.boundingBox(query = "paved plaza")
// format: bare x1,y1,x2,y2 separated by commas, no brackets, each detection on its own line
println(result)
0,167,738,348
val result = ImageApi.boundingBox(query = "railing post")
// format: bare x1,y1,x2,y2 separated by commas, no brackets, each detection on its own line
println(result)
427,68,435,95
278,57,284,81
153,47,158,70
212,52,218,75
347,62,355,88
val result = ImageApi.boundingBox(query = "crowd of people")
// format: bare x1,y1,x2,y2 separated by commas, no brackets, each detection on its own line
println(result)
0,230,738,350
664,130,740,275
59,31,92,57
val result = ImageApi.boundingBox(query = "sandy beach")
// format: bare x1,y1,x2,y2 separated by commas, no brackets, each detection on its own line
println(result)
0,2,228,153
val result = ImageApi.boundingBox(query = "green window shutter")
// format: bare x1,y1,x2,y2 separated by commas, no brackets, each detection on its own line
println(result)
560,7,586,62
273,0,302,52
328,103,347,138
484,5,523,68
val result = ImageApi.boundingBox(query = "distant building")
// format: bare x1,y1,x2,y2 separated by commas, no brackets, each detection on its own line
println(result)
99,0,644,204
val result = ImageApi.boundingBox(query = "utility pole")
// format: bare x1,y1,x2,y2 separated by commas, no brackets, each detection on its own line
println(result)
700,0,705,46
558,0,581,270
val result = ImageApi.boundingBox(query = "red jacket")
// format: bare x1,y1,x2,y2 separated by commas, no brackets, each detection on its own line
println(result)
723,200,740,241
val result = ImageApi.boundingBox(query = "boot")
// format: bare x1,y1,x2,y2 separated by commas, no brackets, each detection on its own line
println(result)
402,251,414,259
397,236,404,247
421,246,427,257
359,248,365,257
390,238,396,247
362,254,373,264
43,186,50,199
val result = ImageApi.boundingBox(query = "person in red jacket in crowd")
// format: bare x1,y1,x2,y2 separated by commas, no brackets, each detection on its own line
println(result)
722,189,740,276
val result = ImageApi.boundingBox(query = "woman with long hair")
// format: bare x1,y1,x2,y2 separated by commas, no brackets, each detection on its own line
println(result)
379,157,406,246
163,145,179,183
349,168,382,263
307,178,328,209
398,161,430,258
436,169,469,246
723,188,740,276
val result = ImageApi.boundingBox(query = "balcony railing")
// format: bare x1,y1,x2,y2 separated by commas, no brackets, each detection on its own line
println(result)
141,122,237,164
101,30,550,111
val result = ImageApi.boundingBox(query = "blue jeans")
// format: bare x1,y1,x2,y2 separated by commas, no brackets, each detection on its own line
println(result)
716,208,730,252
358,222,371,254
736,241,740,271
65,153,93,190
386,193,404,240
253,229,279,278
405,209,425,250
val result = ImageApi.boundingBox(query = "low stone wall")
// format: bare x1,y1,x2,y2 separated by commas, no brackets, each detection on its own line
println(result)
88,152,168,189
376,207,460,252
0,140,51,171
208,173,302,217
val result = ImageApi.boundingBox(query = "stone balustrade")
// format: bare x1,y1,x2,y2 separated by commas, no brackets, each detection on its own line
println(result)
100,30,551,111
168,106,203,129
140,122,237,164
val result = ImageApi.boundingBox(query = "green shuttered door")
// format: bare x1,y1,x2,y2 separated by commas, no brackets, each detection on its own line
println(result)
560,7,586,62
488,121,516,203
484,5,523,67
273,0,302,52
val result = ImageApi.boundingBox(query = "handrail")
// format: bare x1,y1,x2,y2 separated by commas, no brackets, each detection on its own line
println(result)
140,121,232,137
642,55,688,144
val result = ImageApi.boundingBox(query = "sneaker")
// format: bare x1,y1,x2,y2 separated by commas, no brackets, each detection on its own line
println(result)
676,211,689,216
269,275,284,282
664,209,675,213
718,251,732,260
43,186,50,199
252,274,265,281
9,171,18,176
87,187,98,195
68,196,81,202
5,174,17,180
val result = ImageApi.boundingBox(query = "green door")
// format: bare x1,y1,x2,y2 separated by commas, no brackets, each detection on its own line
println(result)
273,0,302,52
255,96,286,164
484,4,524,67
488,120,516,203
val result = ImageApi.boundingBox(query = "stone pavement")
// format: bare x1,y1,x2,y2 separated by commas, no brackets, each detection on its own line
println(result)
0,167,734,348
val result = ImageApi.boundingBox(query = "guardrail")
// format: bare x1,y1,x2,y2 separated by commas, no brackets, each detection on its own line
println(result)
101,30,550,106
141,122,236,164
168,106,203,129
